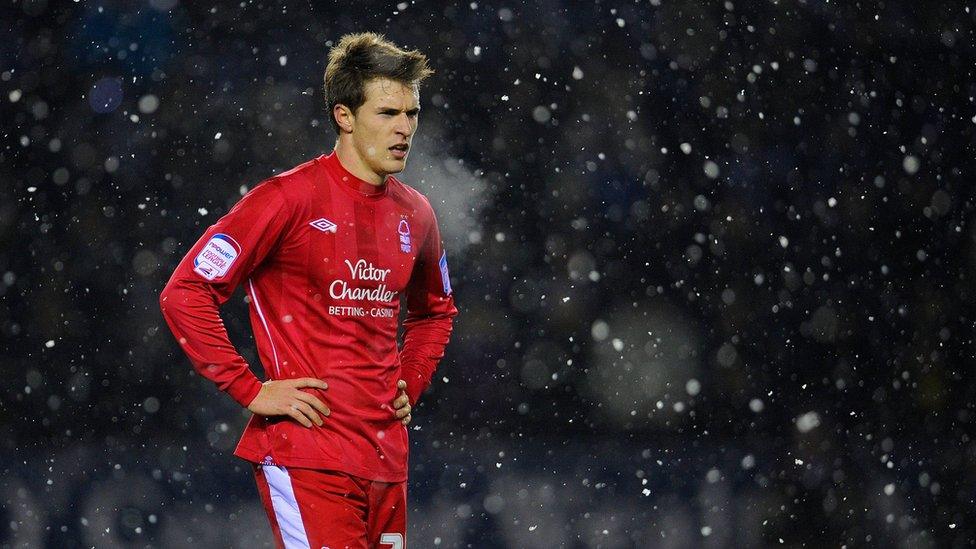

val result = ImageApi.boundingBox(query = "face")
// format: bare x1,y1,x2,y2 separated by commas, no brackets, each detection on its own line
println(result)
335,78,420,184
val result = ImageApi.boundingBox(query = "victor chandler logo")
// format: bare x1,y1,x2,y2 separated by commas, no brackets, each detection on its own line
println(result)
329,259,396,302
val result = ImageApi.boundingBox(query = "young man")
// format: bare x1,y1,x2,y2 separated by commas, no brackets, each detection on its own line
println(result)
159,33,457,548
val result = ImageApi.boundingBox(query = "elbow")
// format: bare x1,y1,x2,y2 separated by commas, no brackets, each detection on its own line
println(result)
440,303,459,325
158,278,180,319
158,289,173,326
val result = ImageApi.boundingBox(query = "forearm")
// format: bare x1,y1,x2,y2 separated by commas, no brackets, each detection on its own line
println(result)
399,311,455,404
160,281,262,406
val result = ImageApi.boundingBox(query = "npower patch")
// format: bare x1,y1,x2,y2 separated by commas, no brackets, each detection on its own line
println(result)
193,233,241,280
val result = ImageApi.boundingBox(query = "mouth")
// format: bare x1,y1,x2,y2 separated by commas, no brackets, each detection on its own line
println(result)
389,143,409,160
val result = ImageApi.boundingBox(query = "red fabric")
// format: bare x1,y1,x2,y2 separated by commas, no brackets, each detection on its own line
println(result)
160,152,457,482
253,464,407,549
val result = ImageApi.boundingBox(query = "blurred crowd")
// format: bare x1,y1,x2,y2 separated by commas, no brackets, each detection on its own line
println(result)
2,1,974,547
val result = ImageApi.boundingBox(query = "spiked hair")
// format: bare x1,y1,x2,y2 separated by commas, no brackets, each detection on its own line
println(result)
324,32,433,134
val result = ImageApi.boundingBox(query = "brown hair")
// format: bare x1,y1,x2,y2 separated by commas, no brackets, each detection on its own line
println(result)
324,32,433,134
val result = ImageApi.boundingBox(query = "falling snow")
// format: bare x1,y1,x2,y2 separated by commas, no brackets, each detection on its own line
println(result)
3,2,974,548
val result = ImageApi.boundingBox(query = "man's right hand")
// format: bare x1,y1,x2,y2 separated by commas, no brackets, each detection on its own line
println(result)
246,378,330,428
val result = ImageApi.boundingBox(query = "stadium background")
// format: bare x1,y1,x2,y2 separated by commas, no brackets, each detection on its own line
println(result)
2,1,974,547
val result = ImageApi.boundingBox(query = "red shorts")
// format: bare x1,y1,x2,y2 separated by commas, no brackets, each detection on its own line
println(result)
253,463,406,549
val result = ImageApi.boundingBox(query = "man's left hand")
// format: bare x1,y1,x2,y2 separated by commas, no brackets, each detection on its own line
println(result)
394,380,412,425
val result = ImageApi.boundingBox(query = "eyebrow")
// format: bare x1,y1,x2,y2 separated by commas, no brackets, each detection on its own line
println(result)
377,106,421,115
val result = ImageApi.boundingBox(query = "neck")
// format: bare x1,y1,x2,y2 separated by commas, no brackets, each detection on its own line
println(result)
334,138,386,186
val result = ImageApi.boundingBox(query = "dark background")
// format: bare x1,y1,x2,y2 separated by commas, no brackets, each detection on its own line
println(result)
2,1,975,547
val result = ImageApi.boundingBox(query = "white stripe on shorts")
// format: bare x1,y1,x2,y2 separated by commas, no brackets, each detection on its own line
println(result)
263,465,311,549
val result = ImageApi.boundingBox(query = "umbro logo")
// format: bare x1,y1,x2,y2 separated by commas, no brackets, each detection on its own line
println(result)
309,218,338,233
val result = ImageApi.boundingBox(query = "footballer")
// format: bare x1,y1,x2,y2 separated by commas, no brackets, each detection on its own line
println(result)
160,33,457,548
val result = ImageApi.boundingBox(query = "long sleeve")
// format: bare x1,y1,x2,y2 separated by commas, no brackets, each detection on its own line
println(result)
159,180,291,407
399,209,458,405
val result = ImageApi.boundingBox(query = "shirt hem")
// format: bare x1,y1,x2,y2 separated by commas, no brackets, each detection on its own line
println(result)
234,446,407,483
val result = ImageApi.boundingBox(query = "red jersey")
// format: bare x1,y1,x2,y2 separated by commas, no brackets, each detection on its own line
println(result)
159,152,457,482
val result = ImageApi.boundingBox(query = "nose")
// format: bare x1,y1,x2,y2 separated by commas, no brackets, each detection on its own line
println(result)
394,113,414,137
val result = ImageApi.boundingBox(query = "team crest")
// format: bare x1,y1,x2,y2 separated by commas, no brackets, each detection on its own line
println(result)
397,218,412,253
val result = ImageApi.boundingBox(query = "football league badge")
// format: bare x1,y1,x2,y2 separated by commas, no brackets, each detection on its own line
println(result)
439,251,452,295
398,218,412,253
193,233,241,280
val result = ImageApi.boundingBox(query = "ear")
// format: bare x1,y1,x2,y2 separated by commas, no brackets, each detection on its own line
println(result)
333,104,354,134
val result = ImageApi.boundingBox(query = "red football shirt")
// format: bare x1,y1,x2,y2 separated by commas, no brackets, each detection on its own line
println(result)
160,152,457,482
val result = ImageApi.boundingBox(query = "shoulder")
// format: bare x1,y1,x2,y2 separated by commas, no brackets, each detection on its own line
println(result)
388,176,435,218
231,157,321,220
261,156,323,198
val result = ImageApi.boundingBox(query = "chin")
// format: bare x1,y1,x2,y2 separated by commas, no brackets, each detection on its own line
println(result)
384,159,408,174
